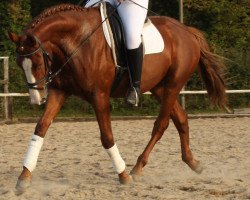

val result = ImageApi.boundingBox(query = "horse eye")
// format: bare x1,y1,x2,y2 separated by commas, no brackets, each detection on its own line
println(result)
17,46,25,53
33,63,42,69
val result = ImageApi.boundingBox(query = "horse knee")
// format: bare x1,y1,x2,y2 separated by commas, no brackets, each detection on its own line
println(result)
34,120,51,137
100,133,114,149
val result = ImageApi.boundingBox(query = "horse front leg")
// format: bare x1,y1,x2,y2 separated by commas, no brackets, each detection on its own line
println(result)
93,92,132,184
16,89,67,192
170,101,203,174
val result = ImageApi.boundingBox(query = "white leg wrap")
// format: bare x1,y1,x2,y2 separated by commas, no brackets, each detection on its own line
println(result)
106,144,126,174
23,134,44,172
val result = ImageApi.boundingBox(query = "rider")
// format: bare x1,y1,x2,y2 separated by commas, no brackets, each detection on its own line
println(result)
85,0,149,106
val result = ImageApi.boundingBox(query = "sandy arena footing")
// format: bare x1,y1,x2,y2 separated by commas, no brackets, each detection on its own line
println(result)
0,118,250,199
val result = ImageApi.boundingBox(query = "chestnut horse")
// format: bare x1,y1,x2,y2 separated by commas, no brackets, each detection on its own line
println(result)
9,3,226,190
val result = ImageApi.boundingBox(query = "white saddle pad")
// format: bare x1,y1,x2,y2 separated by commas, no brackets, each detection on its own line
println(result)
100,3,164,55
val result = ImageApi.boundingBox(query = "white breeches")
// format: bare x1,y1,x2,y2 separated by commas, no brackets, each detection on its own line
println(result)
85,0,149,49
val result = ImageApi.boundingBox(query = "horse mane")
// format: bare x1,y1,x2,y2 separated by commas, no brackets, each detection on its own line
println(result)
28,4,86,30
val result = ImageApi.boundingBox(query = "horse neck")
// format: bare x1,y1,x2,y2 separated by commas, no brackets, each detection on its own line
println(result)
28,8,102,85
32,8,99,50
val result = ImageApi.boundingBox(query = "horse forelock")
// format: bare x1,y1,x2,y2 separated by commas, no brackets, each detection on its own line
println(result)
27,4,86,30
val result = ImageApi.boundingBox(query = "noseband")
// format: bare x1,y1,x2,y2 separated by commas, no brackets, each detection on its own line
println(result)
16,36,53,90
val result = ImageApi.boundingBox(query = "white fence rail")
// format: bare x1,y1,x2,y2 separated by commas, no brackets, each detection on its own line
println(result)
0,57,11,119
0,93,29,97
1,56,250,120
1,90,250,120
1,90,250,97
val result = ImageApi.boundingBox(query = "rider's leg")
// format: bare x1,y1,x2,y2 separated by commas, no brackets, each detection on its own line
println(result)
125,44,143,106
117,0,149,106
85,0,149,106
85,0,116,8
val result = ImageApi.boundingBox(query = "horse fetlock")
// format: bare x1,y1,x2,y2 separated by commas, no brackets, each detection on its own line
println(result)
137,155,148,167
184,158,203,174
130,165,143,181
16,175,32,193
130,156,147,177
181,153,193,164
118,171,132,184
19,167,32,179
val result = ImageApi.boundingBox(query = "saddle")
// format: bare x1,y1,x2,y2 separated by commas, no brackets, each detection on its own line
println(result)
99,2,164,94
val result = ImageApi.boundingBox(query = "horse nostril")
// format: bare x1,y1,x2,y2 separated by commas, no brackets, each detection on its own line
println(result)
41,98,47,104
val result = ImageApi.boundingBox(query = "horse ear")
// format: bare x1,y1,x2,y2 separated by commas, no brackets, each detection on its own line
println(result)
26,34,37,47
8,32,20,44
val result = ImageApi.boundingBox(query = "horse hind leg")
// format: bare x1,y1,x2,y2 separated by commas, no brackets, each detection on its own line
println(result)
130,81,202,179
150,86,203,173
130,84,180,178
171,101,203,174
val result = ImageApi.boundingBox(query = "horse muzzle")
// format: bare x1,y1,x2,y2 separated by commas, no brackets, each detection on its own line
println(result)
30,97,47,105
40,98,47,104
29,88,48,105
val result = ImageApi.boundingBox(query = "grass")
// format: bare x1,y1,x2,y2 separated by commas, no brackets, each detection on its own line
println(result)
0,94,249,120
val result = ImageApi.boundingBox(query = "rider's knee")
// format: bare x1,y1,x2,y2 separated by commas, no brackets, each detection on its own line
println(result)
125,34,142,49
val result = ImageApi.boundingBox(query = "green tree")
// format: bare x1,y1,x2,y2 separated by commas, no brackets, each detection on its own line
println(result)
0,0,249,117
31,0,80,17
150,1,179,19
0,0,31,92
183,0,249,89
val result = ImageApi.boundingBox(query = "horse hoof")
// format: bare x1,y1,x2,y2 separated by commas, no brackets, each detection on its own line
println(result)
193,161,203,174
130,173,141,182
15,179,31,193
119,174,133,185
130,169,142,182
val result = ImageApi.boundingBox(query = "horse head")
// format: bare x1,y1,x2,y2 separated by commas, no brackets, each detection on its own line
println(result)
9,32,52,105
8,3,106,106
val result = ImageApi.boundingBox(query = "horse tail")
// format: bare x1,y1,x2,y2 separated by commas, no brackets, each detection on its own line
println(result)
189,27,227,108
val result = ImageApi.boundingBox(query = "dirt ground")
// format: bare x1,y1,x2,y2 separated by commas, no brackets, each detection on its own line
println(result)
0,117,249,200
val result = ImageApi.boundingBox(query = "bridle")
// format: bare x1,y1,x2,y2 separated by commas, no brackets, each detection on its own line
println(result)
16,36,53,90
16,2,122,91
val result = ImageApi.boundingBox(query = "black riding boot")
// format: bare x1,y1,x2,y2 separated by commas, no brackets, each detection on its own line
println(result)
125,43,143,106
